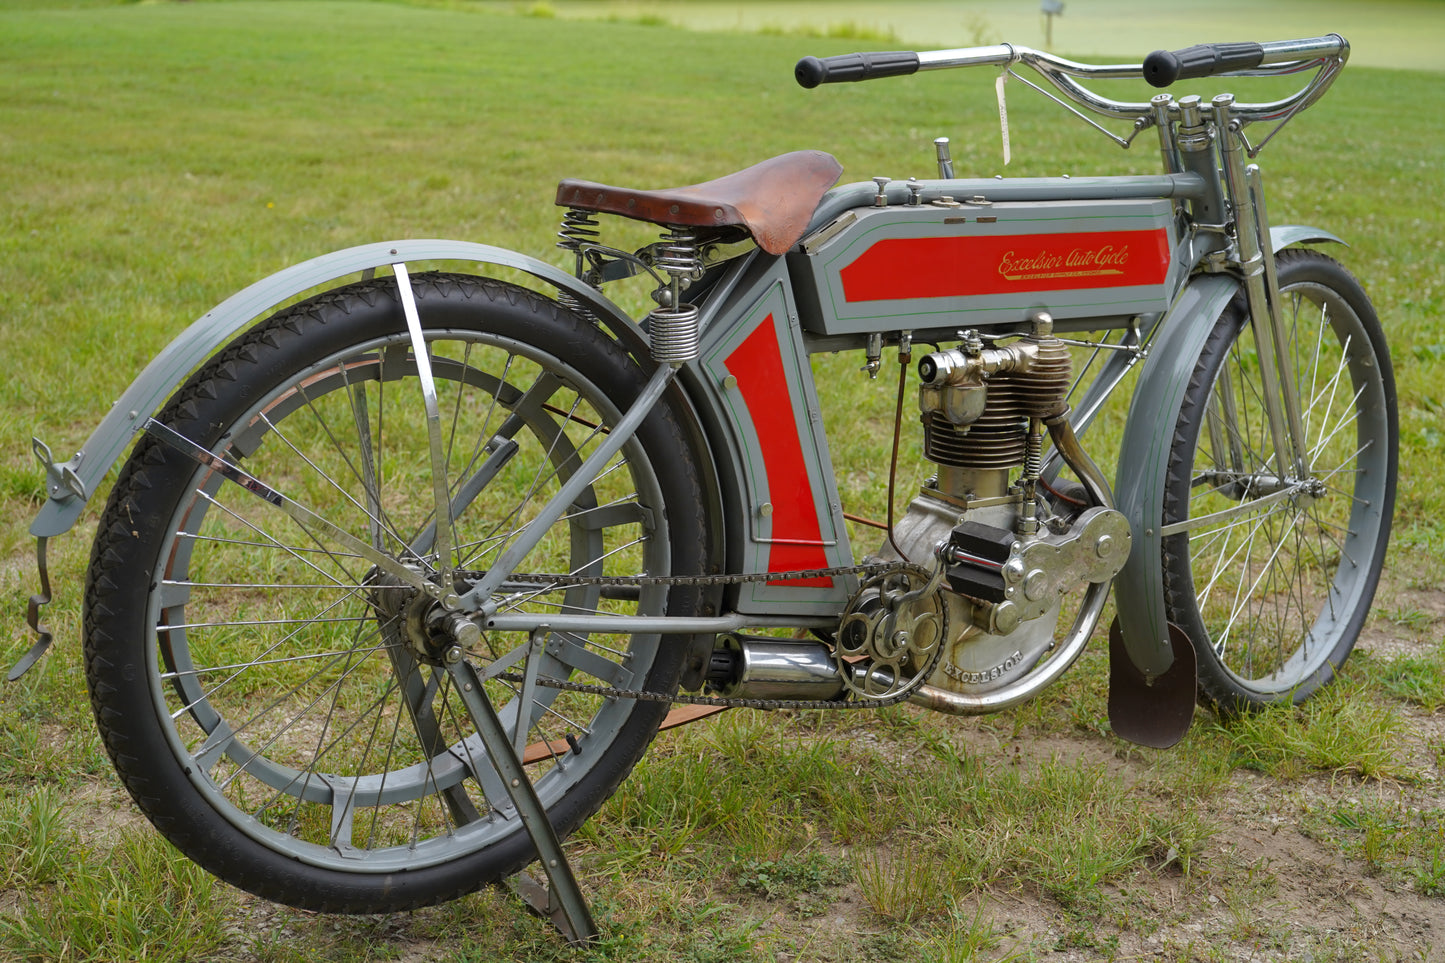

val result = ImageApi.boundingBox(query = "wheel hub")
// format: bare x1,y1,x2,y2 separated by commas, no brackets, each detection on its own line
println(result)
368,568,477,666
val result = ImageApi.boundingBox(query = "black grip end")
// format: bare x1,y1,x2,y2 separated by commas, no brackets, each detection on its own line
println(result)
795,56,825,89
794,51,920,88
1142,41,1266,88
1143,49,1181,88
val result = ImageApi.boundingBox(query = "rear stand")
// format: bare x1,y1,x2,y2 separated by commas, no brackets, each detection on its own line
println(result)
510,869,597,946
449,658,599,946
457,671,732,943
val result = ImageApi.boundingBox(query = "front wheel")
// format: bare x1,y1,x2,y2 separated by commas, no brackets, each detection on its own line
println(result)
84,273,708,911
1161,250,1397,713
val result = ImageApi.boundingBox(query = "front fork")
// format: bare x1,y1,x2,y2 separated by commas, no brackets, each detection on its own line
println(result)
1215,95,1311,481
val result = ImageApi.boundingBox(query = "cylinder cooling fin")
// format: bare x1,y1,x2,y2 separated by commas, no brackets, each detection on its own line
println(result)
917,321,1072,472
922,389,1030,468
1017,331,1073,419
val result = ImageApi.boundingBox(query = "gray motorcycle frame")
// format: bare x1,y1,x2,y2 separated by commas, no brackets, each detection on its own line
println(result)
27,173,1339,686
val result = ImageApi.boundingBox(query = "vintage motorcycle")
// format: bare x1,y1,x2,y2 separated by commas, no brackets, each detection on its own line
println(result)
20,34,1395,942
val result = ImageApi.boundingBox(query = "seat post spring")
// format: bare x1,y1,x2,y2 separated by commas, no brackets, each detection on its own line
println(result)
646,226,703,365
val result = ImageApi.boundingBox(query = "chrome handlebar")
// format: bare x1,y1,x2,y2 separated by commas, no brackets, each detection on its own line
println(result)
798,35,1349,127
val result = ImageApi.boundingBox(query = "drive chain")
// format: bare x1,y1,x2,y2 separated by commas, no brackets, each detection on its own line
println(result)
472,559,904,589
486,559,945,712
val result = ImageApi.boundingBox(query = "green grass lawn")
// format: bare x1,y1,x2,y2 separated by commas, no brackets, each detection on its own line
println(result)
1,2,1443,960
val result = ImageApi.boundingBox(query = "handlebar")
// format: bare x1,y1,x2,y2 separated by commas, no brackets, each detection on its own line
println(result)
796,35,1349,125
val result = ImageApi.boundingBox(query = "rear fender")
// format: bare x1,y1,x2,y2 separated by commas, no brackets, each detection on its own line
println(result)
29,239,651,539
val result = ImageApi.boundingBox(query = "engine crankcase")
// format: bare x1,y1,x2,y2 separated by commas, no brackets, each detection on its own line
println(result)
879,491,1049,696
880,487,1128,698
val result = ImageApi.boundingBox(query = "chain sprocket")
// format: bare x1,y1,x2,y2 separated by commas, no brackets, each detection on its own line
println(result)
836,565,948,700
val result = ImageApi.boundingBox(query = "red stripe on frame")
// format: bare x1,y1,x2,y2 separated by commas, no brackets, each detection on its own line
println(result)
839,229,1172,302
724,314,832,588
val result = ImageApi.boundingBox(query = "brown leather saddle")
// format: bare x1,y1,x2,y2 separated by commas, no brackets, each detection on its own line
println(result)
555,150,844,256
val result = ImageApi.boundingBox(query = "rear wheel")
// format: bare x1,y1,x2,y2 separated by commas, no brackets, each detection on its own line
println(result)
84,273,707,911
1161,250,1396,712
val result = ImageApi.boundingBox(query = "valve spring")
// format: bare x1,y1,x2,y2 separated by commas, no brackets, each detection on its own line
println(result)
647,303,702,365
557,208,600,253
1021,430,1044,478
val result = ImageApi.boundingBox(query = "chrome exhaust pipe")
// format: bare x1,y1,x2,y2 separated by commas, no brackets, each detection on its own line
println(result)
707,634,847,702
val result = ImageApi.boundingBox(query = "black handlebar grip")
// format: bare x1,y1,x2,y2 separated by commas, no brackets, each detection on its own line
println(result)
1142,41,1266,88
795,51,921,89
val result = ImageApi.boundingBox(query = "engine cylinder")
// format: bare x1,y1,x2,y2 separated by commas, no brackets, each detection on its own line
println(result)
922,382,1028,468
919,327,1071,472
1018,332,1073,418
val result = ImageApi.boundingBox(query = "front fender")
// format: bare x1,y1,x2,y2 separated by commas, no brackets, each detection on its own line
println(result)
1111,273,1240,678
1270,224,1345,251
29,239,645,539
1110,222,1342,678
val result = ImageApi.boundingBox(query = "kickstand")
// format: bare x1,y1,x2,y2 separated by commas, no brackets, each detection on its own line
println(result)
448,658,599,946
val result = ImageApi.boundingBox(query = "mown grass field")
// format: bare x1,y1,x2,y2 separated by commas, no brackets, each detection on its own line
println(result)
1,2,1443,961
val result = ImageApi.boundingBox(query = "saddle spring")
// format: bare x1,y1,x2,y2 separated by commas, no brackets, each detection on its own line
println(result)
558,208,601,276
558,208,703,365
650,227,704,278
646,227,703,365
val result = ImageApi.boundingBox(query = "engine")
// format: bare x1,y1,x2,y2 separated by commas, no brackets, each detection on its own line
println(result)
881,313,1131,705
704,313,1131,713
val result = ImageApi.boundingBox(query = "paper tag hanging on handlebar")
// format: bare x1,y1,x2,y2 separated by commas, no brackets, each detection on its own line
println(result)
996,69,1011,165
